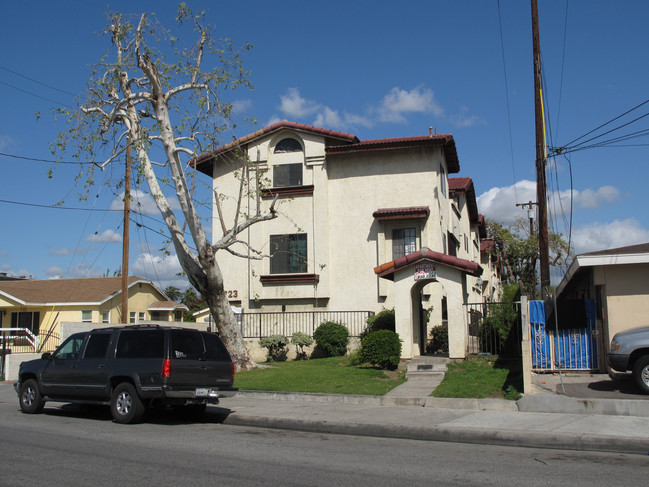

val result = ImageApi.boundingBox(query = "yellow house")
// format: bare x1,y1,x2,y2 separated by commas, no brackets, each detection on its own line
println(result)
0,276,187,352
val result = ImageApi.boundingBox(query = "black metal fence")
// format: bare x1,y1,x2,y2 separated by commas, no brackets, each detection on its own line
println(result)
240,311,374,339
465,301,522,356
0,329,60,355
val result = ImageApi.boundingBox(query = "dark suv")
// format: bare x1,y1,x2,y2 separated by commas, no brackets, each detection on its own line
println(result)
14,325,237,423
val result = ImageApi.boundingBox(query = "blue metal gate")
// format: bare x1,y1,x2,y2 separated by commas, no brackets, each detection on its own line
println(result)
530,299,598,371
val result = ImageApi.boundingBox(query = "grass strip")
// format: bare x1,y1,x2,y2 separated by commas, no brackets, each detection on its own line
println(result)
431,356,522,399
235,356,406,395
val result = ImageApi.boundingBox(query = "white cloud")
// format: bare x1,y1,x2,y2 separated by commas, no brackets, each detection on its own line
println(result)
0,134,14,151
274,85,449,132
478,181,622,225
571,219,649,254
573,186,620,209
109,189,180,216
231,99,252,115
377,86,444,123
49,247,72,256
450,106,482,128
85,229,122,243
279,88,320,118
477,180,537,224
131,252,189,289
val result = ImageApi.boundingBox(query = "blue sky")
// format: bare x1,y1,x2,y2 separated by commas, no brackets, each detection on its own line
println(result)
1,0,648,290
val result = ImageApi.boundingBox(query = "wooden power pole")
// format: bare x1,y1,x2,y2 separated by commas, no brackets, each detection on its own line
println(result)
121,140,131,323
532,0,551,298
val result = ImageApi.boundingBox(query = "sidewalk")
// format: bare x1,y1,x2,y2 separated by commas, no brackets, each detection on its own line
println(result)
217,367,649,455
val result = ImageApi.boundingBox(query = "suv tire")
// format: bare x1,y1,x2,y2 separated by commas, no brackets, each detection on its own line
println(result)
111,383,145,424
633,355,649,394
19,378,45,414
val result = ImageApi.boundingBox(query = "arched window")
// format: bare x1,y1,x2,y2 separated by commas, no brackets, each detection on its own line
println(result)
274,138,303,153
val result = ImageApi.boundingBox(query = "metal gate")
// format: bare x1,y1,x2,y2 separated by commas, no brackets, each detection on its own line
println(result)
465,301,522,356
530,300,599,371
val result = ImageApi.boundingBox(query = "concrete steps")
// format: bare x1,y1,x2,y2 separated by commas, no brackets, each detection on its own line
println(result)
406,356,450,379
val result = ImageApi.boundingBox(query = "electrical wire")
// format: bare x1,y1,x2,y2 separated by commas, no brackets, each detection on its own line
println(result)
496,0,519,203
0,64,79,97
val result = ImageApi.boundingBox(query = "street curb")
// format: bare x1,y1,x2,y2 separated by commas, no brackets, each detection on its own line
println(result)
235,390,426,406
222,413,649,455
517,393,649,417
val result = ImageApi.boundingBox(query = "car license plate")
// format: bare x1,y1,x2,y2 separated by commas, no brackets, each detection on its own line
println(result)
195,388,208,397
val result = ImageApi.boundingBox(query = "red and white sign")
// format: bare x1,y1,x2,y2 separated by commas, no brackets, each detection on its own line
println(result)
414,262,436,281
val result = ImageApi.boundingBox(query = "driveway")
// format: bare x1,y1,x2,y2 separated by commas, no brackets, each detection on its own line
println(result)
533,372,649,400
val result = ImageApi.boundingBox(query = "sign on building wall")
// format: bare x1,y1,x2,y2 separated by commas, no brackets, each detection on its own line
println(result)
414,262,437,281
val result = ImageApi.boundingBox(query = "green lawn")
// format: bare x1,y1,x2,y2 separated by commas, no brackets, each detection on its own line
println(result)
234,356,406,395
431,356,522,400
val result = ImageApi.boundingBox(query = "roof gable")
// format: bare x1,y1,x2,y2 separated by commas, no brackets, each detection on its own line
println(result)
192,121,359,175
374,247,483,280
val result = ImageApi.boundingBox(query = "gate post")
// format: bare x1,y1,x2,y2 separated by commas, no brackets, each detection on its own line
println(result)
520,296,533,394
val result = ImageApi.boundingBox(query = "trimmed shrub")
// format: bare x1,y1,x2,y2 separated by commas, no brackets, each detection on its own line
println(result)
313,321,349,357
361,308,395,339
360,330,402,370
290,332,313,360
259,334,289,362
426,325,448,354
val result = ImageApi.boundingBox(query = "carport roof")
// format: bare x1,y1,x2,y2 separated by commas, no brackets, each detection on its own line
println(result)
374,247,483,280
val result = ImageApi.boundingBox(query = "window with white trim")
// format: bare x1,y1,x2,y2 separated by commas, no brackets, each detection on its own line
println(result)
81,310,92,323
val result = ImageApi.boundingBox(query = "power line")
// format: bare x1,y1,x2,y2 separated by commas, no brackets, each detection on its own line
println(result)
0,79,74,109
0,64,79,97
0,151,97,165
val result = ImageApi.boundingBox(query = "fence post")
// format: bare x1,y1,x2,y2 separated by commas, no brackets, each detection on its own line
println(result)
520,296,533,394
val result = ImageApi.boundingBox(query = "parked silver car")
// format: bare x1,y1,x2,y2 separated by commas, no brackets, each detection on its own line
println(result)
607,326,649,394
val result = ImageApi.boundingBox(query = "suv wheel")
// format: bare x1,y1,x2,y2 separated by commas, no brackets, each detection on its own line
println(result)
633,355,649,394
111,383,145,424
19,379,45,414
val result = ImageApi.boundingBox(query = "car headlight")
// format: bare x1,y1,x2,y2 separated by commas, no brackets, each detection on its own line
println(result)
611,339,622,351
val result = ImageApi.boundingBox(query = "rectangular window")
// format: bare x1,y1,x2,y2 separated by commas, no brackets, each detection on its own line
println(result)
440,165,447,198
10,311,40,334
273,163,303,187
101,311,110,323
116,330,164,359
81,310,92,323
129,312,136,324
138,312,146,323
270,234,307,274
392,228,416,259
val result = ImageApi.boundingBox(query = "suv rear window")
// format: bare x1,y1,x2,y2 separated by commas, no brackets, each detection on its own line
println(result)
116,330,164,359
203,333,231,361
171,330,204,360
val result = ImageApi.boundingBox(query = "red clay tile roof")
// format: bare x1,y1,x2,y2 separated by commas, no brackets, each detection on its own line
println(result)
326,134,459,173
373,206,430,220
449,176,480,225
480,239,495,253
192,121,359,175
0,276,161,305
374,247,483,280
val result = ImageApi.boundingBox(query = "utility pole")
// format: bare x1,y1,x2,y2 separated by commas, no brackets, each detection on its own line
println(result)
532,0,551,299
516,200,536,236
121,140,131,323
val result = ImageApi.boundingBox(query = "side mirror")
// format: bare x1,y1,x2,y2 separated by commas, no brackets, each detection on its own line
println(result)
41,352,52,360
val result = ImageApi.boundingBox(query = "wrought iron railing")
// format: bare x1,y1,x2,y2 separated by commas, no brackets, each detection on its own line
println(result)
240,311,374,339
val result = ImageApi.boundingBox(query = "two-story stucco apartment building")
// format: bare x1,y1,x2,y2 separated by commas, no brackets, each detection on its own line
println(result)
193,121,500,359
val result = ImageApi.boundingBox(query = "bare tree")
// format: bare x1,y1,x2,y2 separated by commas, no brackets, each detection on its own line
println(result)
54,5,276,370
